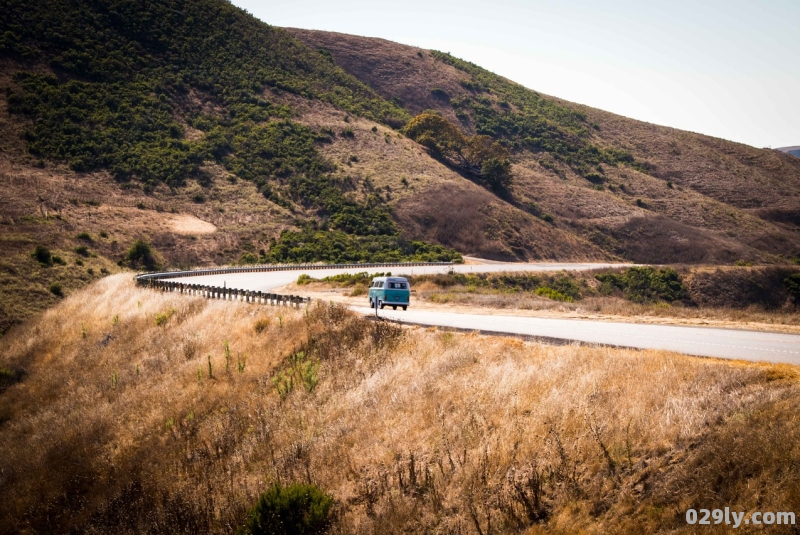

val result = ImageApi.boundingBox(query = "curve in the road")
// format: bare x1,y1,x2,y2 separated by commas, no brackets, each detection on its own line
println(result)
155,263,800,365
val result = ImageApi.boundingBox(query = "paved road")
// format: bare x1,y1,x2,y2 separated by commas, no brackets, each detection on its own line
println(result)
173,263,800,364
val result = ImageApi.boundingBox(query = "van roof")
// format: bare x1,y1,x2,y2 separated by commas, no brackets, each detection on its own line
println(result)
371,276,408,282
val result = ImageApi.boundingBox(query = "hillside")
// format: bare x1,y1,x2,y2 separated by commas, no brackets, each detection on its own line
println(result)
288,29,800,264
779,146,800,158
1,0,800,333
2,276,800,533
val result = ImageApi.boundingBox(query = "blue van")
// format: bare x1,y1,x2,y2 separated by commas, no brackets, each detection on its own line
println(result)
368,276,410,310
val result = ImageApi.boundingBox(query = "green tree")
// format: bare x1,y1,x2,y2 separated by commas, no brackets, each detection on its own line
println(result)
403,113,513,191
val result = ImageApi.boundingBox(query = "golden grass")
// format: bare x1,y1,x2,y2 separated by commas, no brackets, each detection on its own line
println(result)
2,275,800,533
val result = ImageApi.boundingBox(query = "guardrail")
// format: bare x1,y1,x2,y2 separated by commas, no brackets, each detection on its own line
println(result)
135,262,454,308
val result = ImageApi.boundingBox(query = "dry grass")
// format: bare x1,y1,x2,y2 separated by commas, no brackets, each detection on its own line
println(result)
2,275,800,533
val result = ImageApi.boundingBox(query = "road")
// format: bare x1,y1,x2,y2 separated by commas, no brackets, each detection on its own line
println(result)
171,263,800,364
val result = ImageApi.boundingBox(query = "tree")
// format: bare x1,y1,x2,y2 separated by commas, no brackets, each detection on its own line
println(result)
402,113,466,163
403,113,513,191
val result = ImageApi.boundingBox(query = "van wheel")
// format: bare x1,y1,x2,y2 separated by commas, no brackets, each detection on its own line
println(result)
392,305,397,310
379,301,385,309
402,306,407,311
369,298,373,307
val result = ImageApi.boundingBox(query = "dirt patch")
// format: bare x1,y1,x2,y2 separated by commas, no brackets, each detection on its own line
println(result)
168,214,217,235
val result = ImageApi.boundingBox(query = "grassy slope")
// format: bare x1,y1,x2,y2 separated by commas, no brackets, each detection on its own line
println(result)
288,29,800,264
2,276,800,533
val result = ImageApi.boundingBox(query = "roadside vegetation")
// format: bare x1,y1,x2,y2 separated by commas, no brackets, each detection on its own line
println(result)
298,266,800,331
2,275,800,533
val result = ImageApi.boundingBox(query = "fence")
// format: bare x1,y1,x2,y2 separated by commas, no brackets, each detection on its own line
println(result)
135,261,454,308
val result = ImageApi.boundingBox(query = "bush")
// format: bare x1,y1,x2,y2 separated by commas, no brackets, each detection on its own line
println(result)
74,245,90,257
75,232,93,242
126,239,157,270
240,483,334,535
32,245,52,265
785,273,800,303
535,286,573,302
239,252,258,264
596,267,688,303
49,282,63,297
51,255,66,266
154,309,175,326
0,367,20,392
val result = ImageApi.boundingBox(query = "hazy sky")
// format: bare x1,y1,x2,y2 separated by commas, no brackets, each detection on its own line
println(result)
231,0,799,149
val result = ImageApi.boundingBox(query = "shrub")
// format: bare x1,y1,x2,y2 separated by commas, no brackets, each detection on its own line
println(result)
49,283,63,297
0,367,20,392
74,245,90,257
296,274,313,286
239,252,258,264
596,267,688,303
535,286,573,302
154,309,175,326
32,245,52,265
51,255,66,265
126,239,157,269
75,232,93,242
785,273,800,303
430,87,450,101
240,482,333,535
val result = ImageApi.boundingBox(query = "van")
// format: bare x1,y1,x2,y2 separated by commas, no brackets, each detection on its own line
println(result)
368,276,410,310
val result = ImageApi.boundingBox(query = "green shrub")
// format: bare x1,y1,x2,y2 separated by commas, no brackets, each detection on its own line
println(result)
126,239,157,269
785,273,800,303
596,267,688,303
266,229,461,264
49,282,63,297
0,367,20,392
154,309,175,327
74,245,90,257
296,274,313,286
534,286,572,301
239,252,258,264
32,245,52,265
51,255,66,265
240,482,334,535
75,232,93,242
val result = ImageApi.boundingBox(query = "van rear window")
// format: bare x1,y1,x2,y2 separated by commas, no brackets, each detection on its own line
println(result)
388,282,408,289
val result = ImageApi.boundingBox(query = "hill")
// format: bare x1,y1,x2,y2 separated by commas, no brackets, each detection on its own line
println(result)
2,275,800,533
1,0,800,333
779,146,800,158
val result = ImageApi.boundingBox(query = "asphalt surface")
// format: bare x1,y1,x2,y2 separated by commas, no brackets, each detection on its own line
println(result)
173,263,800,364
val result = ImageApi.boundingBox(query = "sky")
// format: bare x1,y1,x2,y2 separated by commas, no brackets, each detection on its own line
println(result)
231,0,799,149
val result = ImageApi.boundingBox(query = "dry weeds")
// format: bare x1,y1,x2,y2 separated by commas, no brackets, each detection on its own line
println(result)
2,275,800,533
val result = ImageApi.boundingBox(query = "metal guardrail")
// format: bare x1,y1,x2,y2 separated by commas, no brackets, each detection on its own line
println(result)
135,262,454,308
